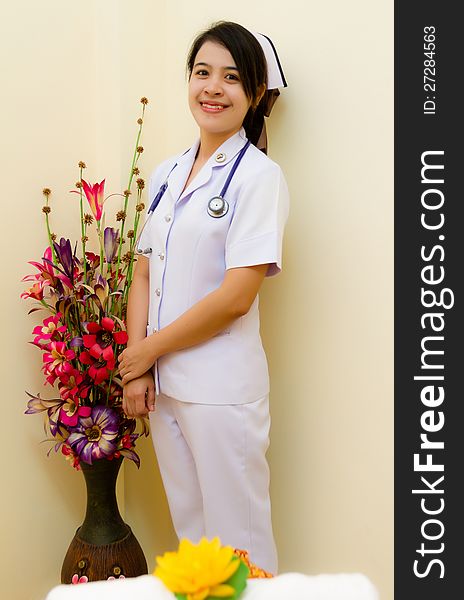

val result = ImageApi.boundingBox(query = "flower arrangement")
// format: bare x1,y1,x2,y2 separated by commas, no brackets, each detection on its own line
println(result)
154,538,250,600
21,98,150,470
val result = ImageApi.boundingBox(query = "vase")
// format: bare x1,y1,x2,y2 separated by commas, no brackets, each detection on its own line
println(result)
61,457,148,583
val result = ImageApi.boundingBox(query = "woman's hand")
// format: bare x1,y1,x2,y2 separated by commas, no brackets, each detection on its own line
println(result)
122,371,156,417
118,337,157,385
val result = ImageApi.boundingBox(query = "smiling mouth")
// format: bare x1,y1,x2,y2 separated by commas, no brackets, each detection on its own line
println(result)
200,102,227,112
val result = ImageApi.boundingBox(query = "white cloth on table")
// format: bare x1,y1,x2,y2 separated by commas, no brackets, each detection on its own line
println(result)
45,572,379,600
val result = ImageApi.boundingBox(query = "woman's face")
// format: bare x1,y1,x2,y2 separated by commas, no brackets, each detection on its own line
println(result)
188,41,252,140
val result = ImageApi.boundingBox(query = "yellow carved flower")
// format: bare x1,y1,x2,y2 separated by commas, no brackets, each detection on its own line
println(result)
154,537,240,600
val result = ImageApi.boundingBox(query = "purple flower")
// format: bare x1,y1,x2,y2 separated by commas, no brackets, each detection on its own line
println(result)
67,406,119,464
53,237,75,284
104,227,119,263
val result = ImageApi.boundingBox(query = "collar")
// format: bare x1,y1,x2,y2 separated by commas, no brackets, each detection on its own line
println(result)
168,128,249,202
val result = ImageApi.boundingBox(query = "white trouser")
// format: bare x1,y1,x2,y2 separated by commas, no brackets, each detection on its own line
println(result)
149,393,278,574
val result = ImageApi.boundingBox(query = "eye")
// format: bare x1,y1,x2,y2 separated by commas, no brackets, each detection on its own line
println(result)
225,73,240,81
194,69,209,77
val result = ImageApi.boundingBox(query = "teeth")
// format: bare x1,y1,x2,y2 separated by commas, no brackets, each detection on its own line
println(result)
202,103,225,111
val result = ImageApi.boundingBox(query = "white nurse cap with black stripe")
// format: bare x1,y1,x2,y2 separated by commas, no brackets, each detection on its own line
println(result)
252,32,288,90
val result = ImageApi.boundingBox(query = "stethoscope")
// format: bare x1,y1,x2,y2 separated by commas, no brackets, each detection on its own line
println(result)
148,139,251,218
138,140,250,256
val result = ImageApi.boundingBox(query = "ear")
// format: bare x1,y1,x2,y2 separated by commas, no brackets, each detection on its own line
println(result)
252,85,267,110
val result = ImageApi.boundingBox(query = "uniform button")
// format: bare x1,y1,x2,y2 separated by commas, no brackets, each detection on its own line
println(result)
158,251,165,260
215,152,226,163
164,214,172,222
155,288,161,296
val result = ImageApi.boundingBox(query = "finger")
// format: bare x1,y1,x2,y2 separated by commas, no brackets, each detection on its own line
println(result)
123,393,134,417
135,394,148,417
146,385,156,412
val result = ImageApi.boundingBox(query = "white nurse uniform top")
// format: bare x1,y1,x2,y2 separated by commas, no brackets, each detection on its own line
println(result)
137,128,289,406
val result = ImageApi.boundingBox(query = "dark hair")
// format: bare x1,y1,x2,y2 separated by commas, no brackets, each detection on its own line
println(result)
187,21,268,145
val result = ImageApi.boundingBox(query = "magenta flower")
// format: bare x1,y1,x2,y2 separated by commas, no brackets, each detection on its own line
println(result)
42,341,76,385
83,317,128,359
82,179,105,221
32,313,66,347
22,246,72,292
60,397,92,427
67,406,119,464
22,247,55,286
80,345,116,385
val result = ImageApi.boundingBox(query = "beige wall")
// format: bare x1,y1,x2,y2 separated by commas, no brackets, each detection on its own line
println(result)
1,1,392,599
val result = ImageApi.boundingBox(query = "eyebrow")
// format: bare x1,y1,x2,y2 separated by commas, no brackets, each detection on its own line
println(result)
193,62,239,71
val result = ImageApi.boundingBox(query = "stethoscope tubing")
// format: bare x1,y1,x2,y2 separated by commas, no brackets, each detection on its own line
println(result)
138,140,251,255
148,140,251,215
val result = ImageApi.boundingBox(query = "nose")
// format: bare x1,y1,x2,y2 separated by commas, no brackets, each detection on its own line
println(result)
203,75,223,96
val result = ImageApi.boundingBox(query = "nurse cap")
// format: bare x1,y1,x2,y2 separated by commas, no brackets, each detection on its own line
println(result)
250,31,287,153
252,32,287,90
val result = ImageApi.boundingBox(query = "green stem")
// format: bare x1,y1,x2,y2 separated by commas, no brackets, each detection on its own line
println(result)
123,193,143,307
114,107,145,287
97,221,104,279
106,368,115,406
79,167,87,283
111,105,146,316
39,298,55,312
44,211,58,265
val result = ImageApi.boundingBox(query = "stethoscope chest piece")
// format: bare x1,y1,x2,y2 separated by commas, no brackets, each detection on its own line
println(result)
207,196,229,218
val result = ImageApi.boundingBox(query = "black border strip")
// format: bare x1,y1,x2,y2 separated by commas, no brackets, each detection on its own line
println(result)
395,2,462,597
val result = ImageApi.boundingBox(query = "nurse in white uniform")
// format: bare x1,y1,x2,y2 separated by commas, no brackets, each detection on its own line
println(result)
118,21,289,574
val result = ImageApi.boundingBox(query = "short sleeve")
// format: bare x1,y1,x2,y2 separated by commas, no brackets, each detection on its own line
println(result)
225,163,289,276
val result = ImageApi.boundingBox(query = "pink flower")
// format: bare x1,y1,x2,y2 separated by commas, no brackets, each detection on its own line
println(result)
20,282,45,301
22,246,72,290
32,313,66,347
22,247,54,285
81,179,105,221
71,574,88,584
59,398,92,427
42,341,76,385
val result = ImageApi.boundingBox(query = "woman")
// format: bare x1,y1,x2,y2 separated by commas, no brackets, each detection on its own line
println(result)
118,21,289,574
